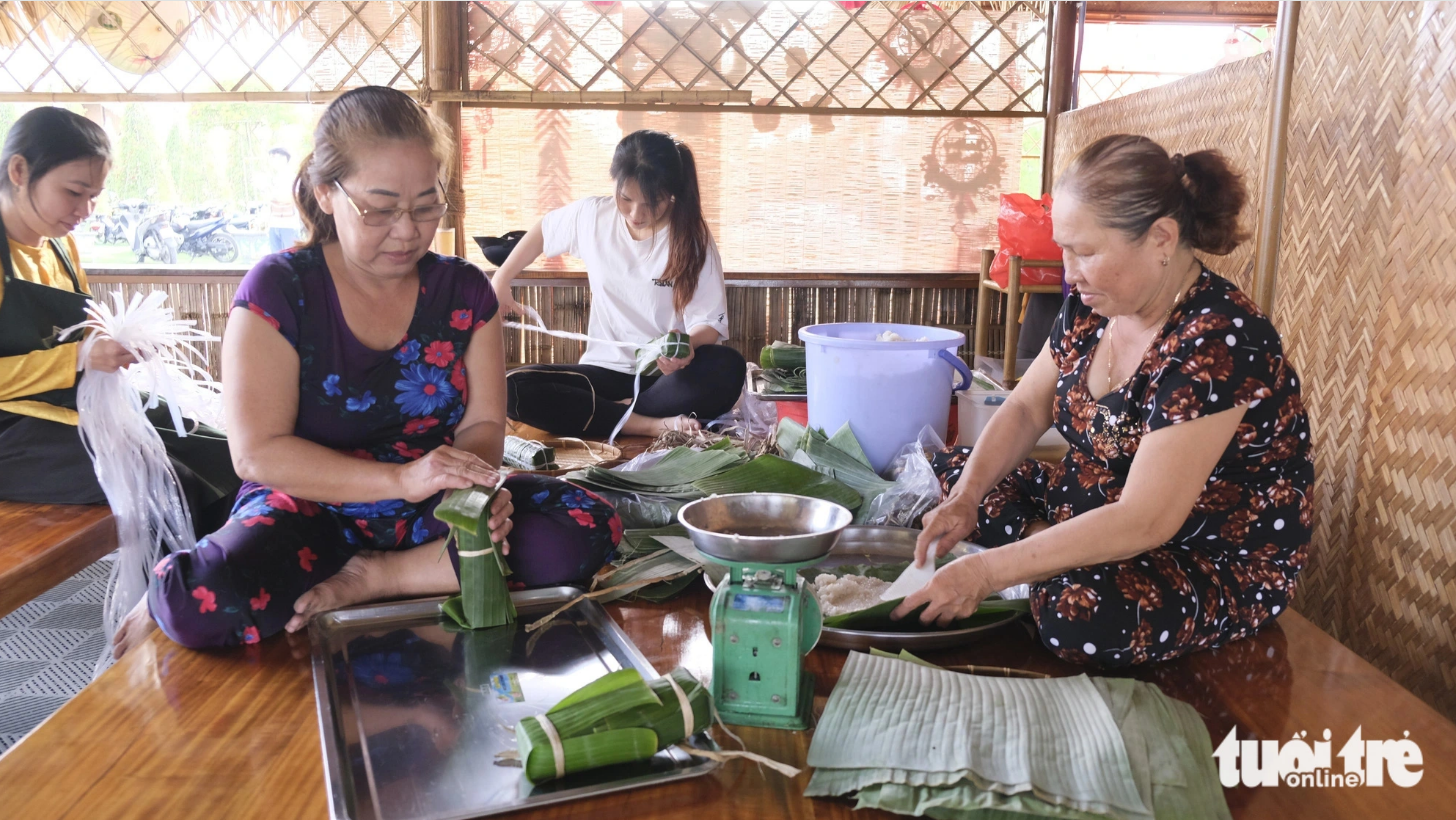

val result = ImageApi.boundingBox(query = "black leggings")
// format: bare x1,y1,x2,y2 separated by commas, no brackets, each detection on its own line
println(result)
506,344,747,438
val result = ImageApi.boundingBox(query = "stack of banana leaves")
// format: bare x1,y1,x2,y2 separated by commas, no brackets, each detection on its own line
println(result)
589,524,727,604
566,440,863,514
776,418,897,523
758,342,806,394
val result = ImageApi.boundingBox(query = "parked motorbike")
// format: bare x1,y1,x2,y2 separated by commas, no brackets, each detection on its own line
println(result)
170,205,239,263
101,198,150,246
134,208,179,265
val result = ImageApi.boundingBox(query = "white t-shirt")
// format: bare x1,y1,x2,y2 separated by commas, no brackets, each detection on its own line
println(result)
541,195,729,373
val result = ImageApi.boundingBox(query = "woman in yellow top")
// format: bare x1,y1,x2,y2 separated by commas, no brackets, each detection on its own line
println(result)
0,107,237,530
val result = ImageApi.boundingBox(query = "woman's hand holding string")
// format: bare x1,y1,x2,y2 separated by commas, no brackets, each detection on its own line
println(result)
655,344,695,376
496,289,527,320
86,338,137,373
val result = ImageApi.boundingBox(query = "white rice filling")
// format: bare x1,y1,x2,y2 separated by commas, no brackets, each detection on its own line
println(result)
812,573,891,617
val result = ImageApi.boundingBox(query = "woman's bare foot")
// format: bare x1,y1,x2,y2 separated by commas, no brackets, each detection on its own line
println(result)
285,550,395,633
112,596,157,660
619,413,701,436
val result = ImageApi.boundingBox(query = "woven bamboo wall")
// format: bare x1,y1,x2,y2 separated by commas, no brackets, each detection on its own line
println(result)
1273,1,1456,719
1050,53,1273,293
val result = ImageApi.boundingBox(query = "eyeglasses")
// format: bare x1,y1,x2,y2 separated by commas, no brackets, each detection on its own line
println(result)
333,180,449,227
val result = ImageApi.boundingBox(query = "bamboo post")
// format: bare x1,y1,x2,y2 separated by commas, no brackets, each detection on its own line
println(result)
427,1,469,258
1005,257,1023,386
1252,1,1301,313
974,249,995,364
1041,2,1080,192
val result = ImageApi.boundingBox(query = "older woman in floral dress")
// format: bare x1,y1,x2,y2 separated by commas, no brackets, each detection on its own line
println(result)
901,134,1313,667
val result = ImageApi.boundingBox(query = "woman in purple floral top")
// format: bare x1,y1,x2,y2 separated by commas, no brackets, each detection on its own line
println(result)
112,88,620,656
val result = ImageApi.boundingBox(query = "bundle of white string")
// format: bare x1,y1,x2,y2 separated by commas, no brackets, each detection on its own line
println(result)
504,305,675,444
61,291,222,674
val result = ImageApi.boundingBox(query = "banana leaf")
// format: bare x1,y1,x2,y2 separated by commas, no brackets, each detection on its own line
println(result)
567,446,748,499
692,454,862,511
760,367,807,394
822,596,1029,632
825,422,874,470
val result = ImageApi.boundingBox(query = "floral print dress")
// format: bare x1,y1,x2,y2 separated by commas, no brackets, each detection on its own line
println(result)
937,268,1314,667
148,248,621,650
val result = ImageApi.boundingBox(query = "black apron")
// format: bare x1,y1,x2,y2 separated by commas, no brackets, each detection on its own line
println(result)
0,219,242,531
0,216,88,408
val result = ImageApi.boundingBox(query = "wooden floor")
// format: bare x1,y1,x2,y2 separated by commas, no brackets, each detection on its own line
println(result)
1,583,1454,820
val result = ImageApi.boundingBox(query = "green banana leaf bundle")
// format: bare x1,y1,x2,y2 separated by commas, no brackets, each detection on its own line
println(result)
637,330,693,376
436,484,516,629
503,436,557,469
515,667,710,784
759,342,806,370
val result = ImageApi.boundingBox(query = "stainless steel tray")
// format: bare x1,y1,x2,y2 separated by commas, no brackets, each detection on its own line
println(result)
810,526,1027,652
310,587,720,820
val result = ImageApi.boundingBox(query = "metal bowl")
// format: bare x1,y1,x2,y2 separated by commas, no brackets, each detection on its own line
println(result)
811,525,1027,652
678,493,852,565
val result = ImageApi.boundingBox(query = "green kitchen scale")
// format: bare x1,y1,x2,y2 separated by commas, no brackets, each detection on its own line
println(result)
679,493,852,730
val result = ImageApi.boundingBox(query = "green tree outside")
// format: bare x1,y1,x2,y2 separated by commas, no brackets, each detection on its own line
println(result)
112,103,175,203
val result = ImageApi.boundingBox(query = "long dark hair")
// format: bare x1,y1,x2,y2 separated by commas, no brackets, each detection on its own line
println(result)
1055,134,1249,255
609,130,711,314
1,107,111,198
294,86,456,248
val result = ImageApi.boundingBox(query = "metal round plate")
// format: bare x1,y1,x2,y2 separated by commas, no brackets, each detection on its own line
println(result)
811,525,1027,652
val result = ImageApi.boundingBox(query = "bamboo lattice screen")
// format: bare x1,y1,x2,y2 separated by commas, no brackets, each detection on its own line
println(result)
465,1,1050,114
0,1,423,95
462,106,1035,276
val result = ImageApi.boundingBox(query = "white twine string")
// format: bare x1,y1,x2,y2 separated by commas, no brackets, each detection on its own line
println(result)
674,744,802,778
504,305,674,445
533,714,567,779
667,675,695,737
456,547,496,558
59,291,221,677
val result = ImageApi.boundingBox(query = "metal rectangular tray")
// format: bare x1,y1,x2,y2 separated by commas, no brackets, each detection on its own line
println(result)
310,587,720,820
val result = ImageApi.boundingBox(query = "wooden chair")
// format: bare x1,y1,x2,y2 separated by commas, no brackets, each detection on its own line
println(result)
973,248,1065,387
0,502,116,620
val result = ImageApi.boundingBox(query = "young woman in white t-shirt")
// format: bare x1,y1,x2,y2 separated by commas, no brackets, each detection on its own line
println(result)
491,130,745,438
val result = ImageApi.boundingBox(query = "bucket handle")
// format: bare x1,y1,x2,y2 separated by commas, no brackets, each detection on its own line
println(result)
939,350,974,392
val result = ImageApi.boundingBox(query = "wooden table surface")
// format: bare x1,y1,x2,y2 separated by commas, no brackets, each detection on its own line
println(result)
0,502,117,620
3,586,1454,820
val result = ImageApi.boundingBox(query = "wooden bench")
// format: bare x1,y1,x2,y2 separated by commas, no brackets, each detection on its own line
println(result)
0,502,116,620
2,585,1452,819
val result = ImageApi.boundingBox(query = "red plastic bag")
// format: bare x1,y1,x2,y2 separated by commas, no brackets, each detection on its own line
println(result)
989,193,1062,288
